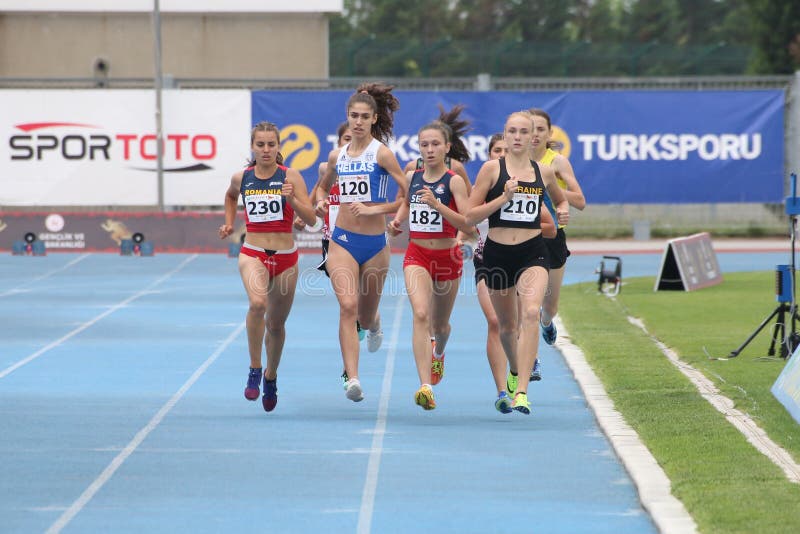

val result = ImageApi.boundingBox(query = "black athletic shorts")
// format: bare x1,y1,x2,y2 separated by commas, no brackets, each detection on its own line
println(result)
545,228,571,270
476,234,550,290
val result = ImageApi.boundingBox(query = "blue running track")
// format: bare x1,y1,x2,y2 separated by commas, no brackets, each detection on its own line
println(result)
0,249,783,533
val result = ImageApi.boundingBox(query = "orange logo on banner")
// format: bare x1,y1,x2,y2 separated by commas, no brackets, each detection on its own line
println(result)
280,124,320,172
549,125,571,157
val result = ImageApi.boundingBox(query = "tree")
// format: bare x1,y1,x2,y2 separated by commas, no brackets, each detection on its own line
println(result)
624,0,684,44
745,0,800,73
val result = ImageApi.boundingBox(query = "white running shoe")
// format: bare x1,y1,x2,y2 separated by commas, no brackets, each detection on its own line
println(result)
344,378,364,402
367,328,383,352
366,316,383,352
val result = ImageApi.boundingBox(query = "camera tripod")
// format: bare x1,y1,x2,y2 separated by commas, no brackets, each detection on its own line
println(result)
728,299,800,359
729,173,800,359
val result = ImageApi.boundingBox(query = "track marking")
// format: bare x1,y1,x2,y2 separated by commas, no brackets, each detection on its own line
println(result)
357,297,405,534
0,255,197,379
628,316,800,484
44,321,246,534
0,254,92,298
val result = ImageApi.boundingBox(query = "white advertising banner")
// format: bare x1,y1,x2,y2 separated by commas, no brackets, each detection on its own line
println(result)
0,90,251,206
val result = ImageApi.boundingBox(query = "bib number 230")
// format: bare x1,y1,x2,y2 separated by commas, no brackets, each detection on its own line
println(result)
246,193,283,223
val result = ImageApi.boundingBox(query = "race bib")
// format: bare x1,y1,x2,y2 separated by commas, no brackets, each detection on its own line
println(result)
245,193,283,223
500,192,539,223
409,202,443,233
338,175,371,203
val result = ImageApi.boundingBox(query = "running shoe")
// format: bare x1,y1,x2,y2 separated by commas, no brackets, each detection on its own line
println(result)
357,321,366,342
341,370,349,390
244,367,262,401
530,358,542,382
512,392,530,414
506,372,518,397
541,319,557,345
367,322,383,353
414,384,436,410
494,391,512,414
431,354,445,385
262,377,278,412
345,377,364,402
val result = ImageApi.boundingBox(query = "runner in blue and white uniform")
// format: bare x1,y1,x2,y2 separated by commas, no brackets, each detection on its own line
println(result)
315,83,408,403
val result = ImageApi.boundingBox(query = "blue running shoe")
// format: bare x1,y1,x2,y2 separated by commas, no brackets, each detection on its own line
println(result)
541,320,557,345
495,391,512,414
262,377,278,412
244,367,262,401
357,321,366,342
530,358,542,382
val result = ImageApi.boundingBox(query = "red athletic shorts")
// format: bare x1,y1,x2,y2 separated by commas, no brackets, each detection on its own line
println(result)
403,241,463,281
240,243,298,277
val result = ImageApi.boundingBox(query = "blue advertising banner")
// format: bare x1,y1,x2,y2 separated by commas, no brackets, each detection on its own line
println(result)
252,90,784,204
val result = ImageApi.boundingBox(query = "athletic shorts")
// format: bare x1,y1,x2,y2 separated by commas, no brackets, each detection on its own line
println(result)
317,238,330,277
403,241,463,282
476,235,550,290
331,227,387,266
545,228,571,270
240,242,298,277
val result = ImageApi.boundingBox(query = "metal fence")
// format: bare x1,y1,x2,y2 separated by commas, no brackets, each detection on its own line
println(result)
0,74,792,91
329,40,755,78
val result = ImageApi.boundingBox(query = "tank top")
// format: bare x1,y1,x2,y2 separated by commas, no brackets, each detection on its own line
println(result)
322,181,340,240
240,165,294,233
335,138,390,203
486,158,544,230
407,169,458,240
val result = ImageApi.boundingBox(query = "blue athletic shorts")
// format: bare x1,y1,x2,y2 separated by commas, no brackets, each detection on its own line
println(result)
330,227,387,266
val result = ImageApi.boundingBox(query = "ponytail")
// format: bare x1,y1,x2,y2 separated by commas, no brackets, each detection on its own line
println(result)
347,82,400,143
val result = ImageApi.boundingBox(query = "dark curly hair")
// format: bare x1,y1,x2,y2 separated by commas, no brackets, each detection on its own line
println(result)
346,82,400,143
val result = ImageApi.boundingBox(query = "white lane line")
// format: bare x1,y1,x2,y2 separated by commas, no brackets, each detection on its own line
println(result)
44,321,246,534
628,316,800,484
0,253,92,298
0,255,198,379
357,298,405,534
555,317,699,534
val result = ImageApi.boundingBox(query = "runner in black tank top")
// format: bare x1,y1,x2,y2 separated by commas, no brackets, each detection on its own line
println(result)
465,111,569,415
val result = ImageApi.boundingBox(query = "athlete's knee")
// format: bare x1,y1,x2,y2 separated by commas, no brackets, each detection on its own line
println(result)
412,306,431,325
248,300,267,317
264,319,285,336
338,299,358,319
486,314,500,335
520,303,542,325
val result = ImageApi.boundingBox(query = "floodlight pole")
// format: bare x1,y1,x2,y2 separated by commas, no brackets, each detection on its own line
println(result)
153,0,165,212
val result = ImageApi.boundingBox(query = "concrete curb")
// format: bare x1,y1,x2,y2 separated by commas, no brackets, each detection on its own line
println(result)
554,317,698,534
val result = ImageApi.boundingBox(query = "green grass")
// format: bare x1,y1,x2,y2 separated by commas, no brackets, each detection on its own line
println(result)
560,271,800,534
